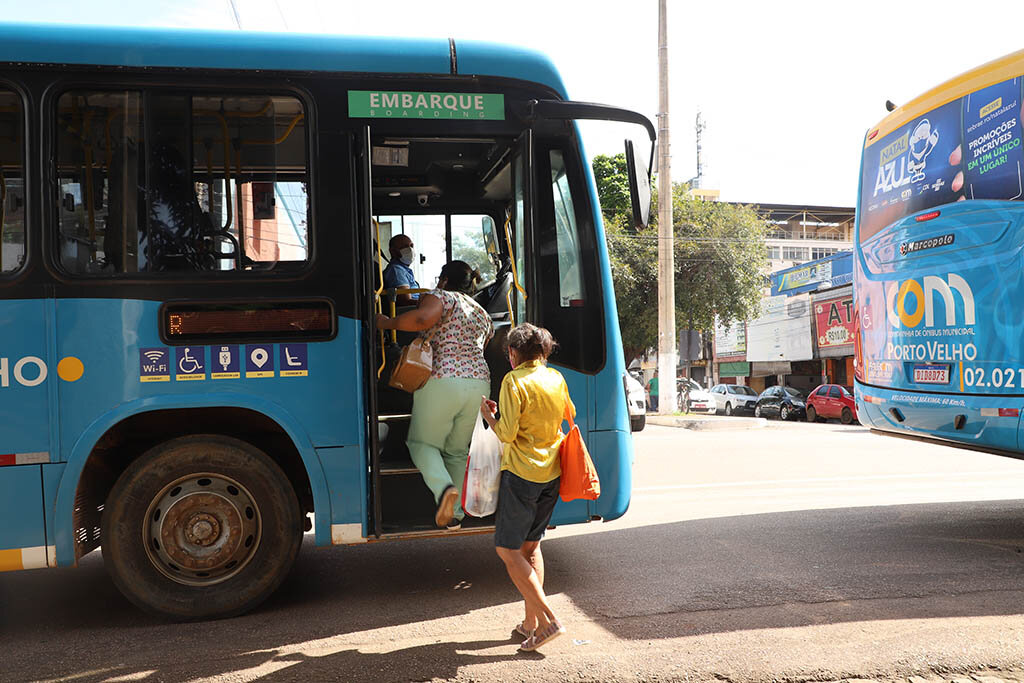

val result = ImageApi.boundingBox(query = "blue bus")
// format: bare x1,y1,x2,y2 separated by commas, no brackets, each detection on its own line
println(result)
0,23,654,619
854,50,1024,456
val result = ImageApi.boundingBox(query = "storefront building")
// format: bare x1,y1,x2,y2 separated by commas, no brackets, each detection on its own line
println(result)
712,251,855,392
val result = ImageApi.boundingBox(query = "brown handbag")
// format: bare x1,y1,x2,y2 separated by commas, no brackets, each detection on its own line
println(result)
388,294,457,393
388,332,435,393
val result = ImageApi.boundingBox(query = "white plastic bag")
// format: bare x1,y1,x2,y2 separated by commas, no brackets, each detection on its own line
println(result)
462,418,503,517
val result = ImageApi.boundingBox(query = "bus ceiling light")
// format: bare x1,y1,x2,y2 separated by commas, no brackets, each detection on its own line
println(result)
915,210,941,222
388,192,400,197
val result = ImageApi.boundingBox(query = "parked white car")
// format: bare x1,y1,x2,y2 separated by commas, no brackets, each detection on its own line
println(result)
679,377,716,414
625,373,646,431
709,383,760,415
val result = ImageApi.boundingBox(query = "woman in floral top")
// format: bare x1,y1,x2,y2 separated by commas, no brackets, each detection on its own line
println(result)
376,260,493,529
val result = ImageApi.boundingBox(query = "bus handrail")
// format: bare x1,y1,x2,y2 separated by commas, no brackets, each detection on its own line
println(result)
373,218,387,377
502,212,524,325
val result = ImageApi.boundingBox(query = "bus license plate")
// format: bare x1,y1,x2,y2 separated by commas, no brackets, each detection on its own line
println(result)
913,364,950,384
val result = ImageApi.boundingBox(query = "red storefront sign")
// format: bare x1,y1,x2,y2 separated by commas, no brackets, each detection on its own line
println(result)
814,296,854,348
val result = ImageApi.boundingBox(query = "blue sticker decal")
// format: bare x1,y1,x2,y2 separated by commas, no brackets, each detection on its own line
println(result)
211,345,241,379
175,346,207,381
279,343,308,377
245,344,275,378
139,347,170,383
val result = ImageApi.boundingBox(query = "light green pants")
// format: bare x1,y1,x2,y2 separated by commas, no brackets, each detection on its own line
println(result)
407,376,491,522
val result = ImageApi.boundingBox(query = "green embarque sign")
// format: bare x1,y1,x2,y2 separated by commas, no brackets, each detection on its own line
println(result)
348,91,505,120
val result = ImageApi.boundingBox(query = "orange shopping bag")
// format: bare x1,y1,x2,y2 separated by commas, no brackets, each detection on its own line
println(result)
558,405,600,502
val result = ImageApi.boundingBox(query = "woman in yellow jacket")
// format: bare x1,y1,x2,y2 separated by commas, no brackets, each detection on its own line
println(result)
481,323,572,652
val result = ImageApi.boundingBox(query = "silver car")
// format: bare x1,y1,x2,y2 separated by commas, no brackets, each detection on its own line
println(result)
709,384,759,415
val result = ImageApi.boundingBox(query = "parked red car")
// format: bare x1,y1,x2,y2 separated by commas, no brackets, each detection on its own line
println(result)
806,384,859,424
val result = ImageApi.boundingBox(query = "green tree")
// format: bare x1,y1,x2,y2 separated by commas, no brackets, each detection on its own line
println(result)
594,153,767,364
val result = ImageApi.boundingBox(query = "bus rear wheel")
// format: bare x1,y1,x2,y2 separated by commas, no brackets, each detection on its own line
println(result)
101,434,303,620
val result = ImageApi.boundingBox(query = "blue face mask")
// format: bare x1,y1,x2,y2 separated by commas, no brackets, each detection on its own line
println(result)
398,247,415,265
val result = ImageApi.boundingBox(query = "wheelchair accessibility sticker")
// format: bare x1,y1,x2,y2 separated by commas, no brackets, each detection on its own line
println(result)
175,347,207,381
279,344,308,377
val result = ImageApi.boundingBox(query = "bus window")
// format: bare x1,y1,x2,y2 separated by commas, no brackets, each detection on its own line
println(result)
549,150,585,307
401,214,445,287
54,91,308,274
0,89,24,274
451,215,497,283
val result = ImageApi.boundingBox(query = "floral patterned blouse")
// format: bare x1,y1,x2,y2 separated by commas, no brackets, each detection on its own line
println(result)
423,289,493,381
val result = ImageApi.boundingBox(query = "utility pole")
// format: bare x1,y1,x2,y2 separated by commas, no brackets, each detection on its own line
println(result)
694,111,706,189
657,0,677,414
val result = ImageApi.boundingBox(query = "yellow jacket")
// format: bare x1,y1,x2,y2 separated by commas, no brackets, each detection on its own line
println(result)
491,359,575,484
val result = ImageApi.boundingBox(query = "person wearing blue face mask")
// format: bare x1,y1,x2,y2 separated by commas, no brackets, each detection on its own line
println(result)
383,234,421,305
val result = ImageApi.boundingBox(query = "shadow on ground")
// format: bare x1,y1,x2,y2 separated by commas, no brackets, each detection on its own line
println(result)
2,499,1023,681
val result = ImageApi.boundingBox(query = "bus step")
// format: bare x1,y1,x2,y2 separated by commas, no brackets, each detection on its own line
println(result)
380,458,418,475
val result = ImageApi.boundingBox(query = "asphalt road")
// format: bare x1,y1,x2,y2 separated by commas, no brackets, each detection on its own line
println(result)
4,420,1024,682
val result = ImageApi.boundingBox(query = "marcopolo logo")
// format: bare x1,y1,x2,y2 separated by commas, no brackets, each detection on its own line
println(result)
885,274,975,329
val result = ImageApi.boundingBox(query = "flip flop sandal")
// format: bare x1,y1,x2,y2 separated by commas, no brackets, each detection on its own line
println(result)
519,621,566,652
435,486,458,528
514,622,534,638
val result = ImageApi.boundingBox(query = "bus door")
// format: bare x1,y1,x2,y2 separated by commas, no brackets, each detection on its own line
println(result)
519,102,654,523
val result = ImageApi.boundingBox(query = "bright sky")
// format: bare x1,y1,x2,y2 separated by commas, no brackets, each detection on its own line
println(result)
5,0,1024,208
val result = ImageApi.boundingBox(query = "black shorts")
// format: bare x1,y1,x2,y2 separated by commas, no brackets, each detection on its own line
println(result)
494,470,560,549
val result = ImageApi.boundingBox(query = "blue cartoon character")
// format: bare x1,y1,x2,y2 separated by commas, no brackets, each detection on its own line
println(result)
907,118,939,183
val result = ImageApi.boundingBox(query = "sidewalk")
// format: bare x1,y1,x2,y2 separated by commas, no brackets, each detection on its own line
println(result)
645,413,766,430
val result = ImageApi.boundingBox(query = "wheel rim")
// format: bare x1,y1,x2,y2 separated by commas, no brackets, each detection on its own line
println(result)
143,473,262,586
808,407,815,421
781,406,789,420
725,403,732,415
755,406,761,417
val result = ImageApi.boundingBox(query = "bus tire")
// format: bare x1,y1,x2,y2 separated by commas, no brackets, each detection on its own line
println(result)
101,434,303,621
841,407,854,425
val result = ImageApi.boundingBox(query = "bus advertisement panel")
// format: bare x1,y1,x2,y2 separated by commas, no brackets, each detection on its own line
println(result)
855,55,1024,455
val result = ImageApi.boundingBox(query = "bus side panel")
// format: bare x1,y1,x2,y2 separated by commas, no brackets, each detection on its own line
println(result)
0,466,46,570
316,446,367,544
0,300,52,457
42,462,65,564
54,300,365,454
587,429,632,522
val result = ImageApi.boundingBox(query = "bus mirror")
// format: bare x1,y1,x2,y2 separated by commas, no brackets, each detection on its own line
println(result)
625,139,651,230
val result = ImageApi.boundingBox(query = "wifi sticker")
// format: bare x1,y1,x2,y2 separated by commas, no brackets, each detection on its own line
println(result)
139,347,170,382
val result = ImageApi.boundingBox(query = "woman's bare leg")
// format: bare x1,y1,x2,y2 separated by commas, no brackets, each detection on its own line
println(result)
496,546,556,631
519,541,543,631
